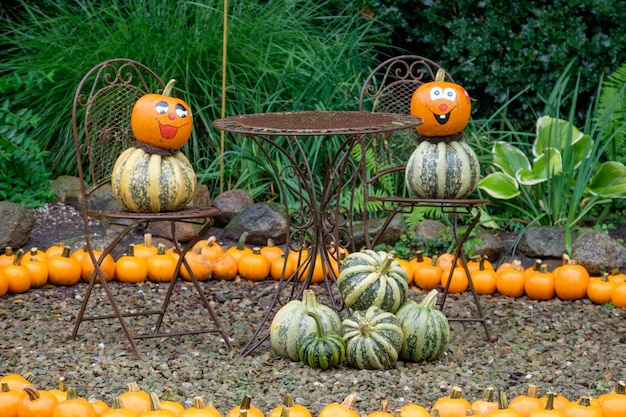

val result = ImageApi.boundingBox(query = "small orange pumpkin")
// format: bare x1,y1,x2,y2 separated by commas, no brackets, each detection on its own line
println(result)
413,255,443,291
524,263,555,301
118,382,151,416
184,396,222,417
115,244,149,284
146,243,178,283
441,265,469,293
586,272,615,305
80,247,116,283
471,256,497,295
212,253,239,281
553,254,589,301
496,259,526,298
318,393,360,417
131,79,192,150
178,246,213,282
193,236,225,263
238,247,270,281
4,249,32,294
269,394,312,417
611,281,626,308
410,69,472,137
19,384,59,417
51,387,97,417
226,395,265,417
431,386,471,417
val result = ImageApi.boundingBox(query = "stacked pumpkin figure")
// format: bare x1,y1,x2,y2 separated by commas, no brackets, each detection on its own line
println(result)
111,79,197,213
405,69,480,199
270,249,450,370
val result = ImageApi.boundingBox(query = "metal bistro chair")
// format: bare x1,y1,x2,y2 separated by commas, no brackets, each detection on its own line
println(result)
357,55,454,248
357,55,493,341
70,58,232,358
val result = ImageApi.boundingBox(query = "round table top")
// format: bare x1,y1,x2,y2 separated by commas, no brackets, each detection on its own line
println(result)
212,110,422,136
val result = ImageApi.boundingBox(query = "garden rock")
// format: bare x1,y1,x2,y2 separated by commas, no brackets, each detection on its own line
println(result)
517,226,576,258
472,227,504,262
0,201,35,252
223,202,288,245
572,229,626,275
350,214,407,250
212,189,254,227
413,219,447,241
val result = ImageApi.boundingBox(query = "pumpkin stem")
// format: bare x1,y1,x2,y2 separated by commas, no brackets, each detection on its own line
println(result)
280,406,290,417
421,289,439,309
532,259,542,271
240,394,252,411
66,387,79,401
414,251,424,263
435,68,446,82
496,390,509,410
301,289,319,309
615,380,626,395
149,392,163,411
1,382,9,393
307,311,327,338
237,232,249,251
479,255,488,271
527,384,539,398
378,251,395,275
282,393,295,408
341,393,358,410
23,384,41,401
163,79,177,97
543,392,555,410
481,386,495,402
12,248,24,266
192,396,206,409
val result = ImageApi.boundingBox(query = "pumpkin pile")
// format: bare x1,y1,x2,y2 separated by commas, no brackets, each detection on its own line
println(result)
2,373,626,417
270,249,451,370
406,69,480,199
111,78,197,213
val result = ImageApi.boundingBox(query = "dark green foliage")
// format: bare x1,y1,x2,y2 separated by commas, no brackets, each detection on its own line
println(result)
362,0,626,128
0,70,55,208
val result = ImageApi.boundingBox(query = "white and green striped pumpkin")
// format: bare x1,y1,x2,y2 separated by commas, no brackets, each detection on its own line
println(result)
342,306,404,370
270,289,342,361
405,140,479,199
111,146,197,212
337,250,408,313
396,289,450,362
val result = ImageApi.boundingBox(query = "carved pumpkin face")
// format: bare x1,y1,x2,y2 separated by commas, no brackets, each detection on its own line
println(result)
131,79,193,150
410,70,471,137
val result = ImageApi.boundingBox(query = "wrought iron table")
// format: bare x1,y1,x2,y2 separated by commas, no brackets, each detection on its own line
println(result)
213,110,422,356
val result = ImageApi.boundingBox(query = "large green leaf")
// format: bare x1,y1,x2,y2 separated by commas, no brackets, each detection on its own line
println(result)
517,147,563,185
477,172,520,199
588,161,626,197
492,141,530,180
532,116,589,160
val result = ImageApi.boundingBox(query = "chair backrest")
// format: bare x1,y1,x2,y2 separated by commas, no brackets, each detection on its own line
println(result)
72,59,166,197
359,55,454,114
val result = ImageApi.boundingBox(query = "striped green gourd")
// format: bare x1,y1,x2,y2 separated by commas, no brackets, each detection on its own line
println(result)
342,306,404,370
337,250,409,313
111,146,197,212
405,140,479,199
298,311,346,370
270,289,342,361
396,289,450,362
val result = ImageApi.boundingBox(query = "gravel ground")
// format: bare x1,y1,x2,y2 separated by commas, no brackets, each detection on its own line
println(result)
1,204,625,413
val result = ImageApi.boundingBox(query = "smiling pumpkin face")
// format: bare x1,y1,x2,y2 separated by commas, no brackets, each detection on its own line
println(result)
409,70,471,137
131,79,193,150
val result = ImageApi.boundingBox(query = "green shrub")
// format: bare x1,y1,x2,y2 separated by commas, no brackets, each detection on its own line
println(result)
361,0,626,129
0,70,56,208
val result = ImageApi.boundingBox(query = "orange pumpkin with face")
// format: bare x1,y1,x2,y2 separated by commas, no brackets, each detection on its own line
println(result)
131,78,193,150
410,69,471,137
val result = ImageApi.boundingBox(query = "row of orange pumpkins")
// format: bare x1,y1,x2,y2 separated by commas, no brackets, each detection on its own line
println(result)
2,372,626,417
1,232,626,308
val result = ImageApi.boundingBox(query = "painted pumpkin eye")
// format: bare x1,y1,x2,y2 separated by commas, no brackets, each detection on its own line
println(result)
175,103,188,118
443,87,457,101
155,101,169,114
429,86,443,101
